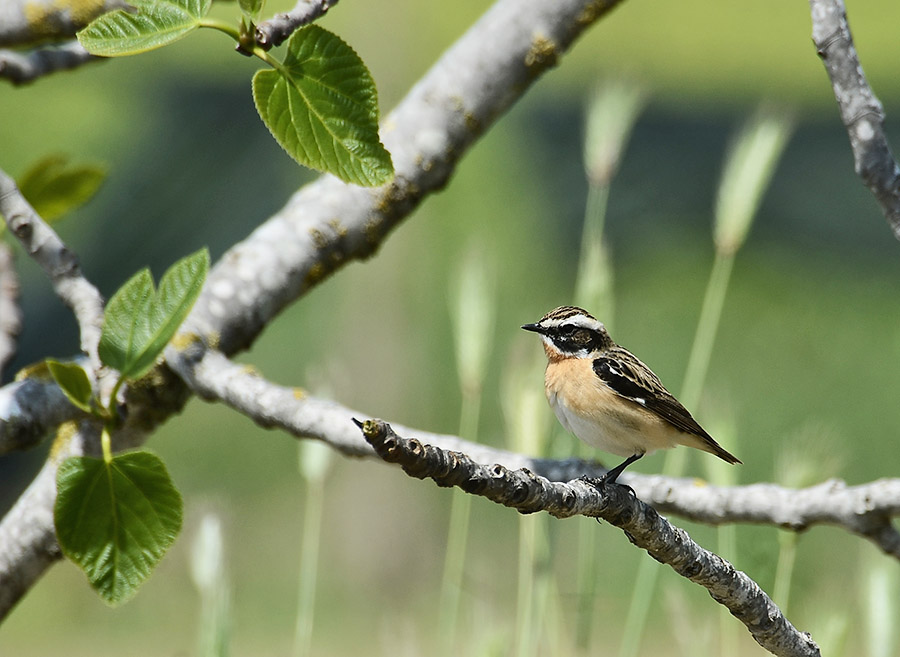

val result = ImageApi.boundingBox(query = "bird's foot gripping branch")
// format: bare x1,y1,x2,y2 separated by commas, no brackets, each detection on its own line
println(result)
355,418,821,657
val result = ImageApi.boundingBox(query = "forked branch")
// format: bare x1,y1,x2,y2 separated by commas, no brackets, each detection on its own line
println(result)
0,169,104,367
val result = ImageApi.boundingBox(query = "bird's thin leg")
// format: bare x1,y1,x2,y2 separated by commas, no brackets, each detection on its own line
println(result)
600,453,643,485
580,453,643,496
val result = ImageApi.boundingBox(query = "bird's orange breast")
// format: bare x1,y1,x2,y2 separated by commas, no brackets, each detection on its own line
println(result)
543,357,690,457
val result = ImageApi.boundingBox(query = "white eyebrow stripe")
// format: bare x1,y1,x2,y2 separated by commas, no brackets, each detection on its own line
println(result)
543,315,605,331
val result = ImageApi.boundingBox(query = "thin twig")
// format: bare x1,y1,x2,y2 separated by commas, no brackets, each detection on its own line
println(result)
255,0,340,50
357,419,821,657
0,43,100,86
0,168,104,368
809,0,900,240
0,242,21,376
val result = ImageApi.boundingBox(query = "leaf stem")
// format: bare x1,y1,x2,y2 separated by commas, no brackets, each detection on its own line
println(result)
100,426,113,464
198,18,285,72
198,18,242,42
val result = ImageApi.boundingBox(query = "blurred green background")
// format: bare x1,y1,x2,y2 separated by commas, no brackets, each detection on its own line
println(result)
2,0,900,655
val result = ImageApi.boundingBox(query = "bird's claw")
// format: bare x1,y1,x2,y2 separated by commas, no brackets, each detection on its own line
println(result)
578,473,637,498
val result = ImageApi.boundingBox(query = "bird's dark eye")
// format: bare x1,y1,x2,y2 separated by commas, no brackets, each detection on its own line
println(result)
573,329,591,344
558,324,577,335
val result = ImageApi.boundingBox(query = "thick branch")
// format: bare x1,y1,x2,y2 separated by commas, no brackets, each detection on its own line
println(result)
181,0,625,354
0,379,82,453
0,42,99,85
0,242,21,376
0,366,189,620
0,0,625,617
0,422,98,616
359,420,820,657
0,168,104,368
0,0,127,47
809,0,900,240
255,0,339,50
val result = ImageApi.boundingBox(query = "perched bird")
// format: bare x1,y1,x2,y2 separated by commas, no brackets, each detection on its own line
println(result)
522,305,740,486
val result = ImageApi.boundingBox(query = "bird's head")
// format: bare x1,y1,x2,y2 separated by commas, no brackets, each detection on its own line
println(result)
522,306,612,360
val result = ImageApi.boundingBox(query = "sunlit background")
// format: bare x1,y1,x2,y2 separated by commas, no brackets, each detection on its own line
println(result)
2,0,900,655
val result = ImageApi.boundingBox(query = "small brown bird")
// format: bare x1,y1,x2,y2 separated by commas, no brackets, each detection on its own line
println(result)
522,305,740,485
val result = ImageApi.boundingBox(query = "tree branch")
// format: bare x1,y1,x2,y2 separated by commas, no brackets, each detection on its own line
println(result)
0,364,189,620
0,168,104,368
0,0,626,618
358,419,821,657
809,0,900,240
0,42,100,85
0,242,21,377
0,378,82,453
0,0,127,48
0,421,97,617
181,0,625,355
255,0,339,50
169,346,900,561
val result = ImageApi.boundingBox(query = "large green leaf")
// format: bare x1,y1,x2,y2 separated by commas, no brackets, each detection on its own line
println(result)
17,155,106,222
77,0,212,56
252,25,394,186
55,451,183,605
99,248,209,380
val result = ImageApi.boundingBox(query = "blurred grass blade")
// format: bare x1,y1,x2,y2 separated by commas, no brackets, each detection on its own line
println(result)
449,246,496,399
17,155,106,223
583,79,648,187
864,552,898,657
294,440,332,657
501,348,549,456
773,425,844,616
620,104,791,657
190,513,231,657
78,0,212,56
714,107,793,256
440,246,496,655
252,26,394,186
573,185,615,327
501,348,552,657
702,417,739,656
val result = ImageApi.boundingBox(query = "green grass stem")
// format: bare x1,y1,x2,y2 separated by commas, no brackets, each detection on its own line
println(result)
618,250,736,657
293,446,328,657
438,393,482,655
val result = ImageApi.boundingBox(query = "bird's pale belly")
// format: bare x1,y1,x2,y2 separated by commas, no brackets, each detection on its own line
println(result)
547,384,682,458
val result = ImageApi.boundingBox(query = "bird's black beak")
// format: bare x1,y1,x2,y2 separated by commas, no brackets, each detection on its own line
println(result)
521,323,544,334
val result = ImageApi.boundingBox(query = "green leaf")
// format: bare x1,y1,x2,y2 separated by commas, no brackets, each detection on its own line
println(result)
17,155,106,222
46,360,94,413
77,0,212,56
55,451,183,605
99,248,209,380
252,25,394,186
